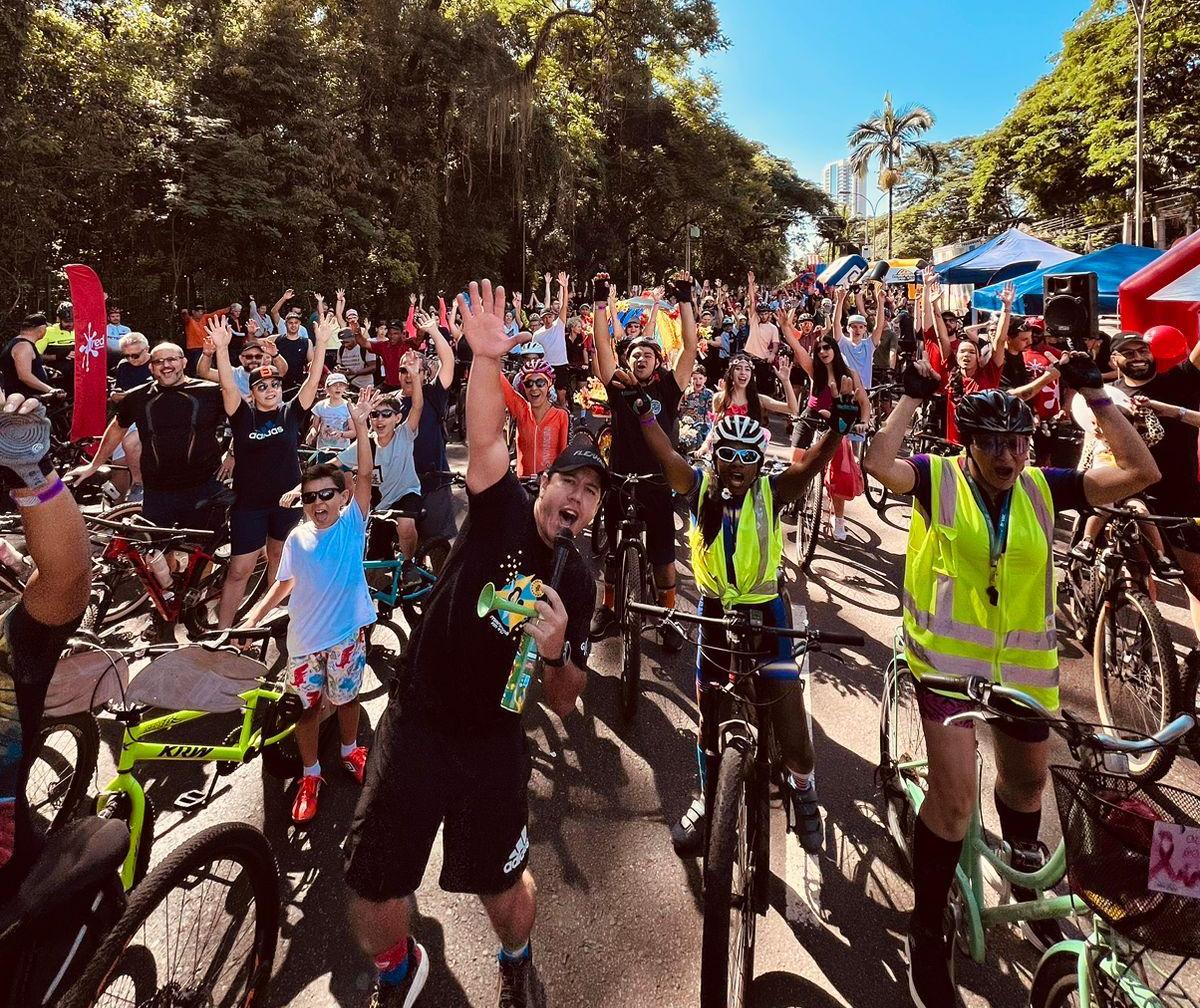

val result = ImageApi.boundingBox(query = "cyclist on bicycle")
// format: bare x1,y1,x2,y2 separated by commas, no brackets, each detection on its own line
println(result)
0,393,90,904
588,269,698,651
625,399,857,857
501,360,570,477
864,356,1159,1008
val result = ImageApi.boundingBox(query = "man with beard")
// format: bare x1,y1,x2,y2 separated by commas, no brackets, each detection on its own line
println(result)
587,268,698,650
1110,330,1200,637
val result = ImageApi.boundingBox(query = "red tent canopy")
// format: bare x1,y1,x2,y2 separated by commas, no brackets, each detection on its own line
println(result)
1119,229,1200,346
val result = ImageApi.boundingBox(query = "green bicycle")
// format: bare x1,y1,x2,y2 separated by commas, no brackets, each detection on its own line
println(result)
879,632,1198,1007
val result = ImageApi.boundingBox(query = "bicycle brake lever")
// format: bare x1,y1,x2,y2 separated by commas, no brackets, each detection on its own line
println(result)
943,711,991,728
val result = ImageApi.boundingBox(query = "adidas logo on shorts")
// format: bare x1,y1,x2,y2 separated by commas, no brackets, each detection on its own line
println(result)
504,826,530,875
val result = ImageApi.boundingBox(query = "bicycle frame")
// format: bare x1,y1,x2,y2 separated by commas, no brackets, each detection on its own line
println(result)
103,535,216,621
363,557,436,609
97,683,292,889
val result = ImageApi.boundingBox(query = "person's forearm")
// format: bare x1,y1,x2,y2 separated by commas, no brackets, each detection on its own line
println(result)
1088,388,1157,479
87,420,128,469
406,378,423,431
245,579,293,627
466,355,507,452
16,360,55,395
196,352,215,380
542,661,586,718
20,476,90,626
1010,370,1056,401
867,395,920,468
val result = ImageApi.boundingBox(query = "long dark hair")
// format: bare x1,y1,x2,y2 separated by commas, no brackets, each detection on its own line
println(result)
812,337,851,396
714,356,764,423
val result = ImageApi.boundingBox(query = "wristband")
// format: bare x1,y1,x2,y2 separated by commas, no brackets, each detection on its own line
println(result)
640,414,658,426
11,477,65,507
1088,396,1113,409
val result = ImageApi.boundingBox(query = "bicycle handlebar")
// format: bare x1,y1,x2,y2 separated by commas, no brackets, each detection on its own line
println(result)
1088,504,1200,528
627,601,865,647
918,673,1196,754
85,513,214,543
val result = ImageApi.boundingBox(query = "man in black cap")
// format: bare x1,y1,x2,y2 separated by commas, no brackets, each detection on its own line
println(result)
0,314,63,400
343,278,602,1008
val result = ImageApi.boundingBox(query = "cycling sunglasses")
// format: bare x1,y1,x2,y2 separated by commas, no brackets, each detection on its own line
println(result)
301,487,340,504
715,445,763,465
369,409,398,419
973,433,1030,458
525,379,549,389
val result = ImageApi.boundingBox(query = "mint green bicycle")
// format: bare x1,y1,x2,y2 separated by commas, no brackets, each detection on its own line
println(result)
879,631,1199,1007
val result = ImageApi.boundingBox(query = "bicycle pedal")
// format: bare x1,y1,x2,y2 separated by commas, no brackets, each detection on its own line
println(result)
174,788,211,811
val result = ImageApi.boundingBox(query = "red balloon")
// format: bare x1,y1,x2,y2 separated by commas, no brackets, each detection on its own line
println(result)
1146,324,1188,369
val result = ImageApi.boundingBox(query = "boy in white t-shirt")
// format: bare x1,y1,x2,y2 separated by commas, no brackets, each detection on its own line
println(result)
244,388,380,824
310,372,353,453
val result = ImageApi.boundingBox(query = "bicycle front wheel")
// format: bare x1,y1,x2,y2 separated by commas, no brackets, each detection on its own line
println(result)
62,821,280,1008
28,712,99,833
1029,947,1110,1007
1092,588,1180,781
700,744,756,1008
793,470,823,571
617,544,645,721
879,658,926,873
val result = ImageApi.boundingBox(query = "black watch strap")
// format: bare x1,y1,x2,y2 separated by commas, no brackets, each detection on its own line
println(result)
542,641,570,668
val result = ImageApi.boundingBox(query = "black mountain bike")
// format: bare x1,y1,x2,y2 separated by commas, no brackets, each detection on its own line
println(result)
631,602,862,1007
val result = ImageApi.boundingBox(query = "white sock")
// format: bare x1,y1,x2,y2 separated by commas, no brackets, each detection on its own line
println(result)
789,770,815,791
340,741,359,758
303,761,321,778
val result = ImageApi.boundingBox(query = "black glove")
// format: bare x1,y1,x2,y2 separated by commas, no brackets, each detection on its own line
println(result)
831,396,859,436
619,385,655,418
902,360,942,400
1056,350,1103,390
0,402,53,491
593,272,611,303
669,274,694,305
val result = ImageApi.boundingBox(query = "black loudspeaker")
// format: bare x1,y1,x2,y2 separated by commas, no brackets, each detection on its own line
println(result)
1043,272,1098,349
864,259,890,283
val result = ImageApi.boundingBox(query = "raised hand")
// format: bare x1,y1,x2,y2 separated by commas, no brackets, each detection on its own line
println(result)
544,272,552,285
415,309,439,334
512,291,522,307
835,286,849,304
336,287,346,301
282,288,295,301
556,271,569,290
400,349,422,379
314,314,338,348
456,280,523,360
409,293,417,306
747,271,756,287
349,387,379,430
205,316,233,349
999,280,1016,308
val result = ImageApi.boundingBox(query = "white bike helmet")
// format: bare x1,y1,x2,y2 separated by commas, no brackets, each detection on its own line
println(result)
714,413,766,448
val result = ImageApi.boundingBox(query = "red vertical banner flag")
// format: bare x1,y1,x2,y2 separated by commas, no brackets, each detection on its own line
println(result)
64,264,109,440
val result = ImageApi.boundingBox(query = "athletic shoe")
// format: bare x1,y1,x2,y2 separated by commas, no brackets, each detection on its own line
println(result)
589,605,617,641
1149,552,1185,579
291,775,323,824
369,939,430,1008
660,619,685,653
497,953,546,1008
831,517,847,541
905,917,956,1008
1069,537,1094,562
670,796,706,858
786,780,823,855
1010,840,1066,952
128,483,144,503
342,745,369,784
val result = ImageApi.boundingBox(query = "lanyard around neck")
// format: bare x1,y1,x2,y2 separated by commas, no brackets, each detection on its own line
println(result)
959,457,1011,605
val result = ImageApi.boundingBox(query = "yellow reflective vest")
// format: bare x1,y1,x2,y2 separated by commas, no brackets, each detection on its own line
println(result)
689,471,783,607
903,454,1060,711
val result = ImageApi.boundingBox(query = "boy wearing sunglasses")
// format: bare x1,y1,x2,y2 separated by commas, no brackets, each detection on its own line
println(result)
500,361,569,477
623,394,856,860
243,388,380,825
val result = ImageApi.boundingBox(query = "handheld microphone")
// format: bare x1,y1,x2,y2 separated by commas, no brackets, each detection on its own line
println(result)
550,531,575,590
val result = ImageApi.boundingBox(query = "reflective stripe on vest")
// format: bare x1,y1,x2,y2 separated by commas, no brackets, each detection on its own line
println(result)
689,471,782,606
902,455,1059,709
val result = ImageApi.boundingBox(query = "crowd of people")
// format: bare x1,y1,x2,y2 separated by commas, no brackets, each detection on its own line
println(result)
3,251,1200,1008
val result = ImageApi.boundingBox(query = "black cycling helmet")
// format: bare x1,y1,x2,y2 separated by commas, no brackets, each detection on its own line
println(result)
956,389,1035,437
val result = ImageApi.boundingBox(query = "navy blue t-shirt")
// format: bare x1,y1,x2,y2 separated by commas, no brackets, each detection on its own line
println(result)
229,398,310,509
403,380,449,476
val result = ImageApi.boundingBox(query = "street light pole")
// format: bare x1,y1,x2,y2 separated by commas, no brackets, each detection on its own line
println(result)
1132,0,1150,246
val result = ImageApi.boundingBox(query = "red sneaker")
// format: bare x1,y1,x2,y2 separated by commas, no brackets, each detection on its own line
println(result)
342,745,369,785
292,775,323,823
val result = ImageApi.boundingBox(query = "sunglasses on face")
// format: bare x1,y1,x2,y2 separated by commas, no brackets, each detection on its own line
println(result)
715,445,763,464
123,351,147,360
369,410,397,419
150,356,184,366
252,380,282,392
525,379,548,389
974,434,1030,458
301,487,340,504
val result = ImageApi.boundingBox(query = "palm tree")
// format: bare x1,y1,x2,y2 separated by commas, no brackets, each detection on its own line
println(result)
848,94,936,257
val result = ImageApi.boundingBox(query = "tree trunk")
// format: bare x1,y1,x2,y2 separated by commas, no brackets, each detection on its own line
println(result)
887,148,894,258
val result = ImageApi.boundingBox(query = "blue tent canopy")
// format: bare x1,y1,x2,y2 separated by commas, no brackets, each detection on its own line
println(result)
817,255,868,287
972,244,1164,314
935,228,1078,286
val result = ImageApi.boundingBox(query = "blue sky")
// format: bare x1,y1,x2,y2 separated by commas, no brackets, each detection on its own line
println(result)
703,0,1091,197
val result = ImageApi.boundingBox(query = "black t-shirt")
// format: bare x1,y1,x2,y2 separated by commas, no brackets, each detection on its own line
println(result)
275,335,311,388
1000,348,1031,390
0,336,49,397
403,381,449,475
406,472,596,734
228,398,309,509
0,603,81,903
1115,360,1200,515
606,366,684,476
113,360,151,392
115,378,225,491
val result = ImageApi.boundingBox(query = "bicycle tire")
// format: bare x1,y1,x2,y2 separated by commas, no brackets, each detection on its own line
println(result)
91,502,153,627
366,617,408,686
793,470,823,571
860,434,889,513
60,821,280,1008
700,744,755,1008
618,544,645,721
1092,588,1180,781
182,550,269,638
98,791,155,889
589,493,609,557
1029,948,1104,1008
1185,650,1200,766
878,658,925,874
28,712,99,833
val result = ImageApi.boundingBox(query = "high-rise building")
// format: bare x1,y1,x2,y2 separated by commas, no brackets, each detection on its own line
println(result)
821,158,867,217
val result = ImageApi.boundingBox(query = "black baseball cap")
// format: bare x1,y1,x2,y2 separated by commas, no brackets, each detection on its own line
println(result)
1112,331,1150,351
547,441,610,488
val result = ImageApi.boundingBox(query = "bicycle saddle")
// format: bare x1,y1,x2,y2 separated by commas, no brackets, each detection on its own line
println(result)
0,817,128,936
125,646,266,713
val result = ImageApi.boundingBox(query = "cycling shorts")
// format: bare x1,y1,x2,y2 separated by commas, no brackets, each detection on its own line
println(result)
915,682,1049,743
604,478,676,570
344,703,531,900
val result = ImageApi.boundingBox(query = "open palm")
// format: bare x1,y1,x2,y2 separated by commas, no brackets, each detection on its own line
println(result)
456,280,522,360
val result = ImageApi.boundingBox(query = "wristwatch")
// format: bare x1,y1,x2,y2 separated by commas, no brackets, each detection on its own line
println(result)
542,641,571,669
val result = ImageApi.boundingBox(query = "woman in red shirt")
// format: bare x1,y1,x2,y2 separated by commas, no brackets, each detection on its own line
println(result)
500,362,570,476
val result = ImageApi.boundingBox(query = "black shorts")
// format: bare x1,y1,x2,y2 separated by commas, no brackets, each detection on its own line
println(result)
229,505,301,555
605,478,676,569
366,493,424,559
915,682,1050,743
344,702,531,900
417,472,459,544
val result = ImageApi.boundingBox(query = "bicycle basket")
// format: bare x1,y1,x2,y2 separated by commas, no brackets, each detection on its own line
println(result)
1051,765,1200,957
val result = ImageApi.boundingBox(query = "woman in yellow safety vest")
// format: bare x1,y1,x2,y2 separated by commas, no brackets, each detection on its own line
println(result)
621,377,858,859
865,354,1159,1008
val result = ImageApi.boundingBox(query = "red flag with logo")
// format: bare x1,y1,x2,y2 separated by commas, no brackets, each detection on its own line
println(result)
64,264,108,440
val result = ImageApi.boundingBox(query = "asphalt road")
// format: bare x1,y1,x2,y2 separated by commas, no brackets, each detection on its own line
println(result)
88,441,1200,1008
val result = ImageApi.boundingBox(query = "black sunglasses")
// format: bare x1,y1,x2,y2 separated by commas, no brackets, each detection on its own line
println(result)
525,379,548,389
301,487,340,504
369,410,398,419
